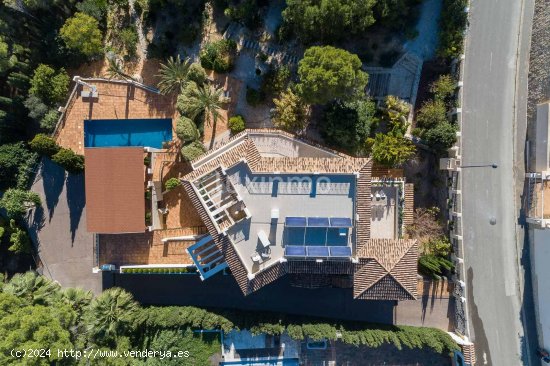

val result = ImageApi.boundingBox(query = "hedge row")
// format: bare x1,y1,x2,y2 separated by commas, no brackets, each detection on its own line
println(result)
140,307,460,356
122,267,197,274
29,134,84,174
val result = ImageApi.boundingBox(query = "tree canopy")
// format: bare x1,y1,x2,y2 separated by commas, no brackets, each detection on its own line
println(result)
29,64,69,105
370,133,416,167
60,12,103,58
0,188,41,219
272,88,310,133
297,46,368,105
282,0,377,44
321,98,377,154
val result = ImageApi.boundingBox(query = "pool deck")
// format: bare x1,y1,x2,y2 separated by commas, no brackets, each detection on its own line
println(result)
56,80,178,154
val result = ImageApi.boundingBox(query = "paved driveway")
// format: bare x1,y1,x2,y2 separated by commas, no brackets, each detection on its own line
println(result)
26,159,102,294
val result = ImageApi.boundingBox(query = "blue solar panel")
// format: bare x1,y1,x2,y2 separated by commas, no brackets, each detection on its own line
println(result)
307,246,329,257
330,246,352,257
330,217,353,227
285,246,306,256
307,217,330,227
285,217,307,227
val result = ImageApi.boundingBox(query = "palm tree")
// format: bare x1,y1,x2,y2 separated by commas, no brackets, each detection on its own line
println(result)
157,55,192,95
177,82,225,148
106,58,135,81
86,287,140,342
3,271,61,306
62,287,93,313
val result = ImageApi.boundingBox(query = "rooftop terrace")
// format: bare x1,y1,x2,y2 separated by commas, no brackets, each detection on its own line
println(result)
223,162,356,274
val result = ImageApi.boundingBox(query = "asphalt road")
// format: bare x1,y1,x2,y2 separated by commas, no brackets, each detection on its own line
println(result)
461,0,537,364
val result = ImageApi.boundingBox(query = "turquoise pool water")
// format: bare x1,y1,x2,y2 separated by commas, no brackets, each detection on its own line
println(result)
84,118,172,149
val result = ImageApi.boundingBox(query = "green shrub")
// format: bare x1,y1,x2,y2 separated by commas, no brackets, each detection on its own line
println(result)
120,26,138,58
437,0,468,59
228,115,245,134
164,177,181,191
416,99,447,129
29,134,60,157
422,122,457,152
200,40,237,73
176,116,199,143
246,86,264,106
145,212,152,225
260,66,291,97
187,63,207,86
418,254,454,279
181,141,206,162
40,110,60,132
51,148,84,174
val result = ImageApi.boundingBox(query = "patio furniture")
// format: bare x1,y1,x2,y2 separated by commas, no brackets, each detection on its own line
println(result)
251,254,262,263
271,208,280,220
258,230,270,248
261,252,271,259
375,192,381,199
380,191,387,200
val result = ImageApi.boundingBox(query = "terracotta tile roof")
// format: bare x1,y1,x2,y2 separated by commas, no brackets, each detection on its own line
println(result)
354,239,418,300
286,260,356,275
403,183,414,227
85,147,145,233
179,129,419,299
355,162,372,252
248,261,287,293
253,157,369,174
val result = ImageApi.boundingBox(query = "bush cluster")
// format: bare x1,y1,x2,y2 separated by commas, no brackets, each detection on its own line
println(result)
164,177,181,191
121,266,197,274
29,134,85,173
228,115,246,134
413,75,458,153
181,141,206,162
437,0,469,59
199,39,237,73
176,116,199,143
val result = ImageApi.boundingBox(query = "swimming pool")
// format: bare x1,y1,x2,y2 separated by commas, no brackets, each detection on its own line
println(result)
84,118,172,149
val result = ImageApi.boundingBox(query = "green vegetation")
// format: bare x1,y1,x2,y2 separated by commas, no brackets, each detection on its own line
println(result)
416,99,447,129
272,88,310,133
60,12,104,58
222,0,264,30
321,98,377,154
260,65,291,97
29,64,69,105
157,55,192,95
121,266,196,274
164,177,181,191
181,141,206,162
438,0,468,59
40,109,60,132
0,189,41,219
120,26,139,58
51,148,85,174
176,116,199,143
0,271,458,364
29,134,60,157
369,133,416,167
281,0,376,44
228,115,246,134
413,75,458,153
297,46,368,105
199,39,237,73
177,82,224,127
0,142,37,190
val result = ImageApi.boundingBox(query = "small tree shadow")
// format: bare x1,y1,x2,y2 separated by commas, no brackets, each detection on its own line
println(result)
66,173,86,243
41,159,66,222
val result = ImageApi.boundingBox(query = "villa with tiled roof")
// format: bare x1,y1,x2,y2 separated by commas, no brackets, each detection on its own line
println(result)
177,129,418,301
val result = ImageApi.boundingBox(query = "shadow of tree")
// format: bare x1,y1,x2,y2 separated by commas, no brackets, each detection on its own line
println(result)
66,173,86,243
41,159,66,222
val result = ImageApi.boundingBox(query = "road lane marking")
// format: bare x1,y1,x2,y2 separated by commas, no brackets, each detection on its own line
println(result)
489,52,493,71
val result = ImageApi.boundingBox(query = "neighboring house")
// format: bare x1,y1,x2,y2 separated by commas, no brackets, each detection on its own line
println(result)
526,101,550,354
